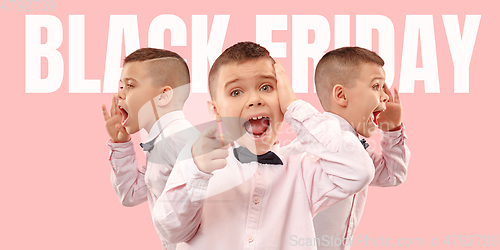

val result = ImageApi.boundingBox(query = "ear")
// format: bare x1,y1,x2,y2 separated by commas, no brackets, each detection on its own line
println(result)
157,86,173,107
207,99,220,121
333,84,348,107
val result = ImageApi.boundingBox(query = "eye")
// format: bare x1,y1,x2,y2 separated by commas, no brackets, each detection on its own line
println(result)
372,84,380,91
230,89,242,97
260,84,273,92
126,84,134,89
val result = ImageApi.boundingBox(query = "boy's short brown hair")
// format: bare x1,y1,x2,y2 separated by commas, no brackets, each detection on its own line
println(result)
208,42,275,99
124,48,191,106
315,46,384,108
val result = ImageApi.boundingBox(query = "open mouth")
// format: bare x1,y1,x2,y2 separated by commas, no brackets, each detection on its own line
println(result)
371,110,383,125
118,105,129,125
243,116,270,138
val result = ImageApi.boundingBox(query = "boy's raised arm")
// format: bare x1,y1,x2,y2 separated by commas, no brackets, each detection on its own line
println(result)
276,63,374,214
152,127,232,243
368,128,410,187
275,61,297,114
107,140,149,206
102,95,130,143
103,95,148,206
284,101,375,213
369,86,410,187
377,85,403,132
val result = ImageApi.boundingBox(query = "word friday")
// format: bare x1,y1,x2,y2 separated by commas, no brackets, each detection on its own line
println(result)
25,14,480,93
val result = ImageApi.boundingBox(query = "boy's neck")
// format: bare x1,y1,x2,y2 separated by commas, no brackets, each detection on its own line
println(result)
325,107,350,124
325,108,358,135
144,107,181,133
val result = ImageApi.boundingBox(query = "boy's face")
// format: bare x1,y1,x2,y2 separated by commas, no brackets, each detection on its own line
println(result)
211,58,283,155
117,61,163,134
343,63,389,138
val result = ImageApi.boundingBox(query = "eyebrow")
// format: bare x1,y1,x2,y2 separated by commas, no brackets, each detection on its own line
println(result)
120,78,138,84
224,78,240,88
371,77,385,83
224,74,277,88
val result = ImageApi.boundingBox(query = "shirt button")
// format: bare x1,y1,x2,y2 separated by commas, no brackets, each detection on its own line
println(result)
293,111,300,118
253,197,260,204
246,235,254,243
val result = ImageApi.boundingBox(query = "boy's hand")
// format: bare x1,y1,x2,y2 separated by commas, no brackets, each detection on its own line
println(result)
192,126,234,174
274,61,297,115
102,95,131,143
377,85,403,131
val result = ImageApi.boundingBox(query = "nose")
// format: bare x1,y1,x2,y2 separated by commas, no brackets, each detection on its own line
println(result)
247,91,264,108
117,88,125,100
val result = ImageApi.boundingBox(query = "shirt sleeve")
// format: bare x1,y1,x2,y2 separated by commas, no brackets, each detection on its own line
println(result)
146,134,187,202
107,139,148,206
152,141,212,244
368,125,410,187
284,100,375,215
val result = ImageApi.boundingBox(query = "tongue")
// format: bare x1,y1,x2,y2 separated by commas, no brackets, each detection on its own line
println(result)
247,119,268,135
120,109,128,124
373,111,380,125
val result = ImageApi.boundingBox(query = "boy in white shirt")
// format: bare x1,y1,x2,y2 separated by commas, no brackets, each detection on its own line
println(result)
313,46,410,249
102,48,199,249
152,42,375,249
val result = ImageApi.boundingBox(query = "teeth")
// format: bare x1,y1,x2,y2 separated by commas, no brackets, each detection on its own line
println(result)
250,116,268,120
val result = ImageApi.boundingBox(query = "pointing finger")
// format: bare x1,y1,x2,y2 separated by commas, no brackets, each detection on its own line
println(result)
216,133,234,148
203,125,220,139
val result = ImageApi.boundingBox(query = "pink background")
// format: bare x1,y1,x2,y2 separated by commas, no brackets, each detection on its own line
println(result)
1,0,498,249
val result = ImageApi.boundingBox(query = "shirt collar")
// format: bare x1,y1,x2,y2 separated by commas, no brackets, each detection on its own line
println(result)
324,112,357,136
143,110,185,144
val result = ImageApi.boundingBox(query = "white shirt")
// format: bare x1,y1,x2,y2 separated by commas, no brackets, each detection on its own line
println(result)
313,112,410,250
152,100,376,250
107,110,200,249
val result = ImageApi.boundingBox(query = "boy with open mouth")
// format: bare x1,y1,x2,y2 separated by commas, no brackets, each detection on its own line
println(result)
152,42,375,249
313,47,410,249
102,48,199,250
